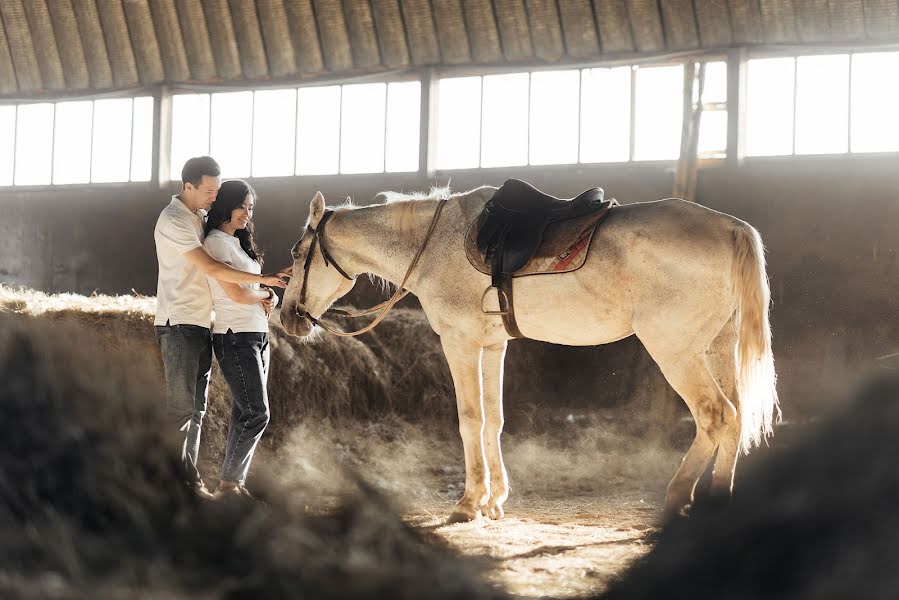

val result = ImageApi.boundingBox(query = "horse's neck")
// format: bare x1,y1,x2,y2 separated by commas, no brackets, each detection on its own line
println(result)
331,200,441,289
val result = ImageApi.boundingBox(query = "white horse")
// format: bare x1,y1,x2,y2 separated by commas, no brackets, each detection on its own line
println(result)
280,185,779,523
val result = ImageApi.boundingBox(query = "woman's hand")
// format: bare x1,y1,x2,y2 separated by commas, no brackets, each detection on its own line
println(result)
259,273,288,288
260,287,278,317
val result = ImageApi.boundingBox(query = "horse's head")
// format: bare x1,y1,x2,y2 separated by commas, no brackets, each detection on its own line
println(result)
280,192,357,337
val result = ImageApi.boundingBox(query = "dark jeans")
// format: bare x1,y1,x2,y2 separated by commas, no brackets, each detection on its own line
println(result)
213,330,270,484
155,323,212,484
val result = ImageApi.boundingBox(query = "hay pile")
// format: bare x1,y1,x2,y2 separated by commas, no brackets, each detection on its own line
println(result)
598,374,899,600
0,287,455,469
0,312,504,599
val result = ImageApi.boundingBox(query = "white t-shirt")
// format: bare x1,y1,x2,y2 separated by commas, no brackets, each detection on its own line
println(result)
154,196,212,327
203,229,269,334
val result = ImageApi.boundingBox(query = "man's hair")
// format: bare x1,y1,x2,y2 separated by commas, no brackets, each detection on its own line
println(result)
181,156,221,187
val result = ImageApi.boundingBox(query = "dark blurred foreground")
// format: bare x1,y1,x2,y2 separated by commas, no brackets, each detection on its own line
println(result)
600,372,899,600
0,314,503,600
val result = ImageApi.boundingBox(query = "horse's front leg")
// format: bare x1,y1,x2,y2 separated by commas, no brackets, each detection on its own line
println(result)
481,341,509,519
440,336,489,524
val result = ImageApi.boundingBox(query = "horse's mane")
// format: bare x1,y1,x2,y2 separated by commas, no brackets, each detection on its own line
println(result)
379,185,452,205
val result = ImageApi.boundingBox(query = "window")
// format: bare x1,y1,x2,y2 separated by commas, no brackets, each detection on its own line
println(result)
746,58,795,156
296,86,341,175
696,61,728,158
0,106,14,186
210,91,253,177
53,101,93,184
745,51,899,157
170,94,210,180
385,81,421,172
170,81,420,179
634,65,684,161
530,70,580,166
480,73,529,168
851,52,899,153
91,98,134,183
435,64,691,169
580,67,631,163
14,103,54,185
434,77,482,170
340,83,386,174
795,55,849,155
252,89,297,177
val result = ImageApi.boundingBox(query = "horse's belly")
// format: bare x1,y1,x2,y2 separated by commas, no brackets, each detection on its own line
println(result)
510,276,633,346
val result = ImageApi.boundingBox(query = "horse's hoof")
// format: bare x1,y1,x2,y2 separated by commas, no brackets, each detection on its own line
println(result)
486,504,504,520
663,501,692,522
447,508,478,524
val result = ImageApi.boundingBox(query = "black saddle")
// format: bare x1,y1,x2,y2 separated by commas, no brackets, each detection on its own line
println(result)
477,179,606,281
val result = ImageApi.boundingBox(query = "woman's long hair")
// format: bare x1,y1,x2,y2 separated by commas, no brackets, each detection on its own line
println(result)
204,179,263,267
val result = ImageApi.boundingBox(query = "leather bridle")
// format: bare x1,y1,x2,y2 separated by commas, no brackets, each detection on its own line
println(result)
291,199,447,337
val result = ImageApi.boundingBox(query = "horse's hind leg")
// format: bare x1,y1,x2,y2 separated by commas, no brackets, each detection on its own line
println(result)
707,318,742,498
639,334,738,517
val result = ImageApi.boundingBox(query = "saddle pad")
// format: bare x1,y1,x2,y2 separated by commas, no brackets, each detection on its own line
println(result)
464,203,615,277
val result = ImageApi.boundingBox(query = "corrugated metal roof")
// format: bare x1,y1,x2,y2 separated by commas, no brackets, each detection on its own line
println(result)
0,0,897,99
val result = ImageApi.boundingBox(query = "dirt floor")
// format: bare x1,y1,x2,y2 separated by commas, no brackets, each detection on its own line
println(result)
410,489,662,598
266,415,684,599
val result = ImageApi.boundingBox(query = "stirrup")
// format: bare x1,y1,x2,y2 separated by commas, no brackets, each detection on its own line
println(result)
480,285,510,315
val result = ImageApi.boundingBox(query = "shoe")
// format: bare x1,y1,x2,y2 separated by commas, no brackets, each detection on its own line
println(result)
215,480,261,502
190,480,216,501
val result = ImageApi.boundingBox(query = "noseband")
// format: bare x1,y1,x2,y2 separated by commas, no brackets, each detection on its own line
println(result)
297,210,352,318
291,199,447,337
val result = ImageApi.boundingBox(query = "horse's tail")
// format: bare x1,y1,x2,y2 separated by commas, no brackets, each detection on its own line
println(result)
732,223,780,454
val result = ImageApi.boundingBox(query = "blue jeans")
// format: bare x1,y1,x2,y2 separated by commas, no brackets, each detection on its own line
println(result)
213,330,270,484
155,323,212,484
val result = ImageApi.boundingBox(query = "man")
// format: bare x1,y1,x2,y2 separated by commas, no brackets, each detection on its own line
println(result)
154,156,287,499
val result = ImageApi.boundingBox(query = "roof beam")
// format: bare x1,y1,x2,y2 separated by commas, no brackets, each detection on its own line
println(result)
626,0,666,52
758,0,797,43
230,0,270,78
793,0,830,42
728,0,764,44
121,0,165,85
461,0,503,63
150,0,191,81
659,0,700,50
593,0,635,53
370,0,410,68
558,0,601,58
22,0,66,90
493,0,534,61
97,0,140,87
313,0,354,71
341,0,381,69
174,0,217,82
283,0,325,75
0,0,44,92
0,10,18,94
401,0,442,65
46,0,89,90
431,0,471,64
862,0,899,40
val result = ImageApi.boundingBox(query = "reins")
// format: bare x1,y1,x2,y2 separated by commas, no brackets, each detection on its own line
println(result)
295,199,447,337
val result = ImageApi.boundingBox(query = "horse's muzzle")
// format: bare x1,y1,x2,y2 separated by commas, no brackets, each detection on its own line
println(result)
280,303,315,337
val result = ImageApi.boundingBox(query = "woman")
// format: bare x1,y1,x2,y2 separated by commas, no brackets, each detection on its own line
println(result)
203,179,276,499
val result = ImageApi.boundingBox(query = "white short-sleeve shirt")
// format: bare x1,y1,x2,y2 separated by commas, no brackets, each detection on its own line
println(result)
203,229,269,334
154,196,213,327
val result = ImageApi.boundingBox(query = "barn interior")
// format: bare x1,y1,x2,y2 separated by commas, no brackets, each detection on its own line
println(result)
1,1,898,598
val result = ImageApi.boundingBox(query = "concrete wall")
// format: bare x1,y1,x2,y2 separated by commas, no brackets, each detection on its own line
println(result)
2,157,897,420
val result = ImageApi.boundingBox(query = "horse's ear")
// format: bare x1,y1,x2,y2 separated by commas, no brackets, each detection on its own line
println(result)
309,191,325,229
